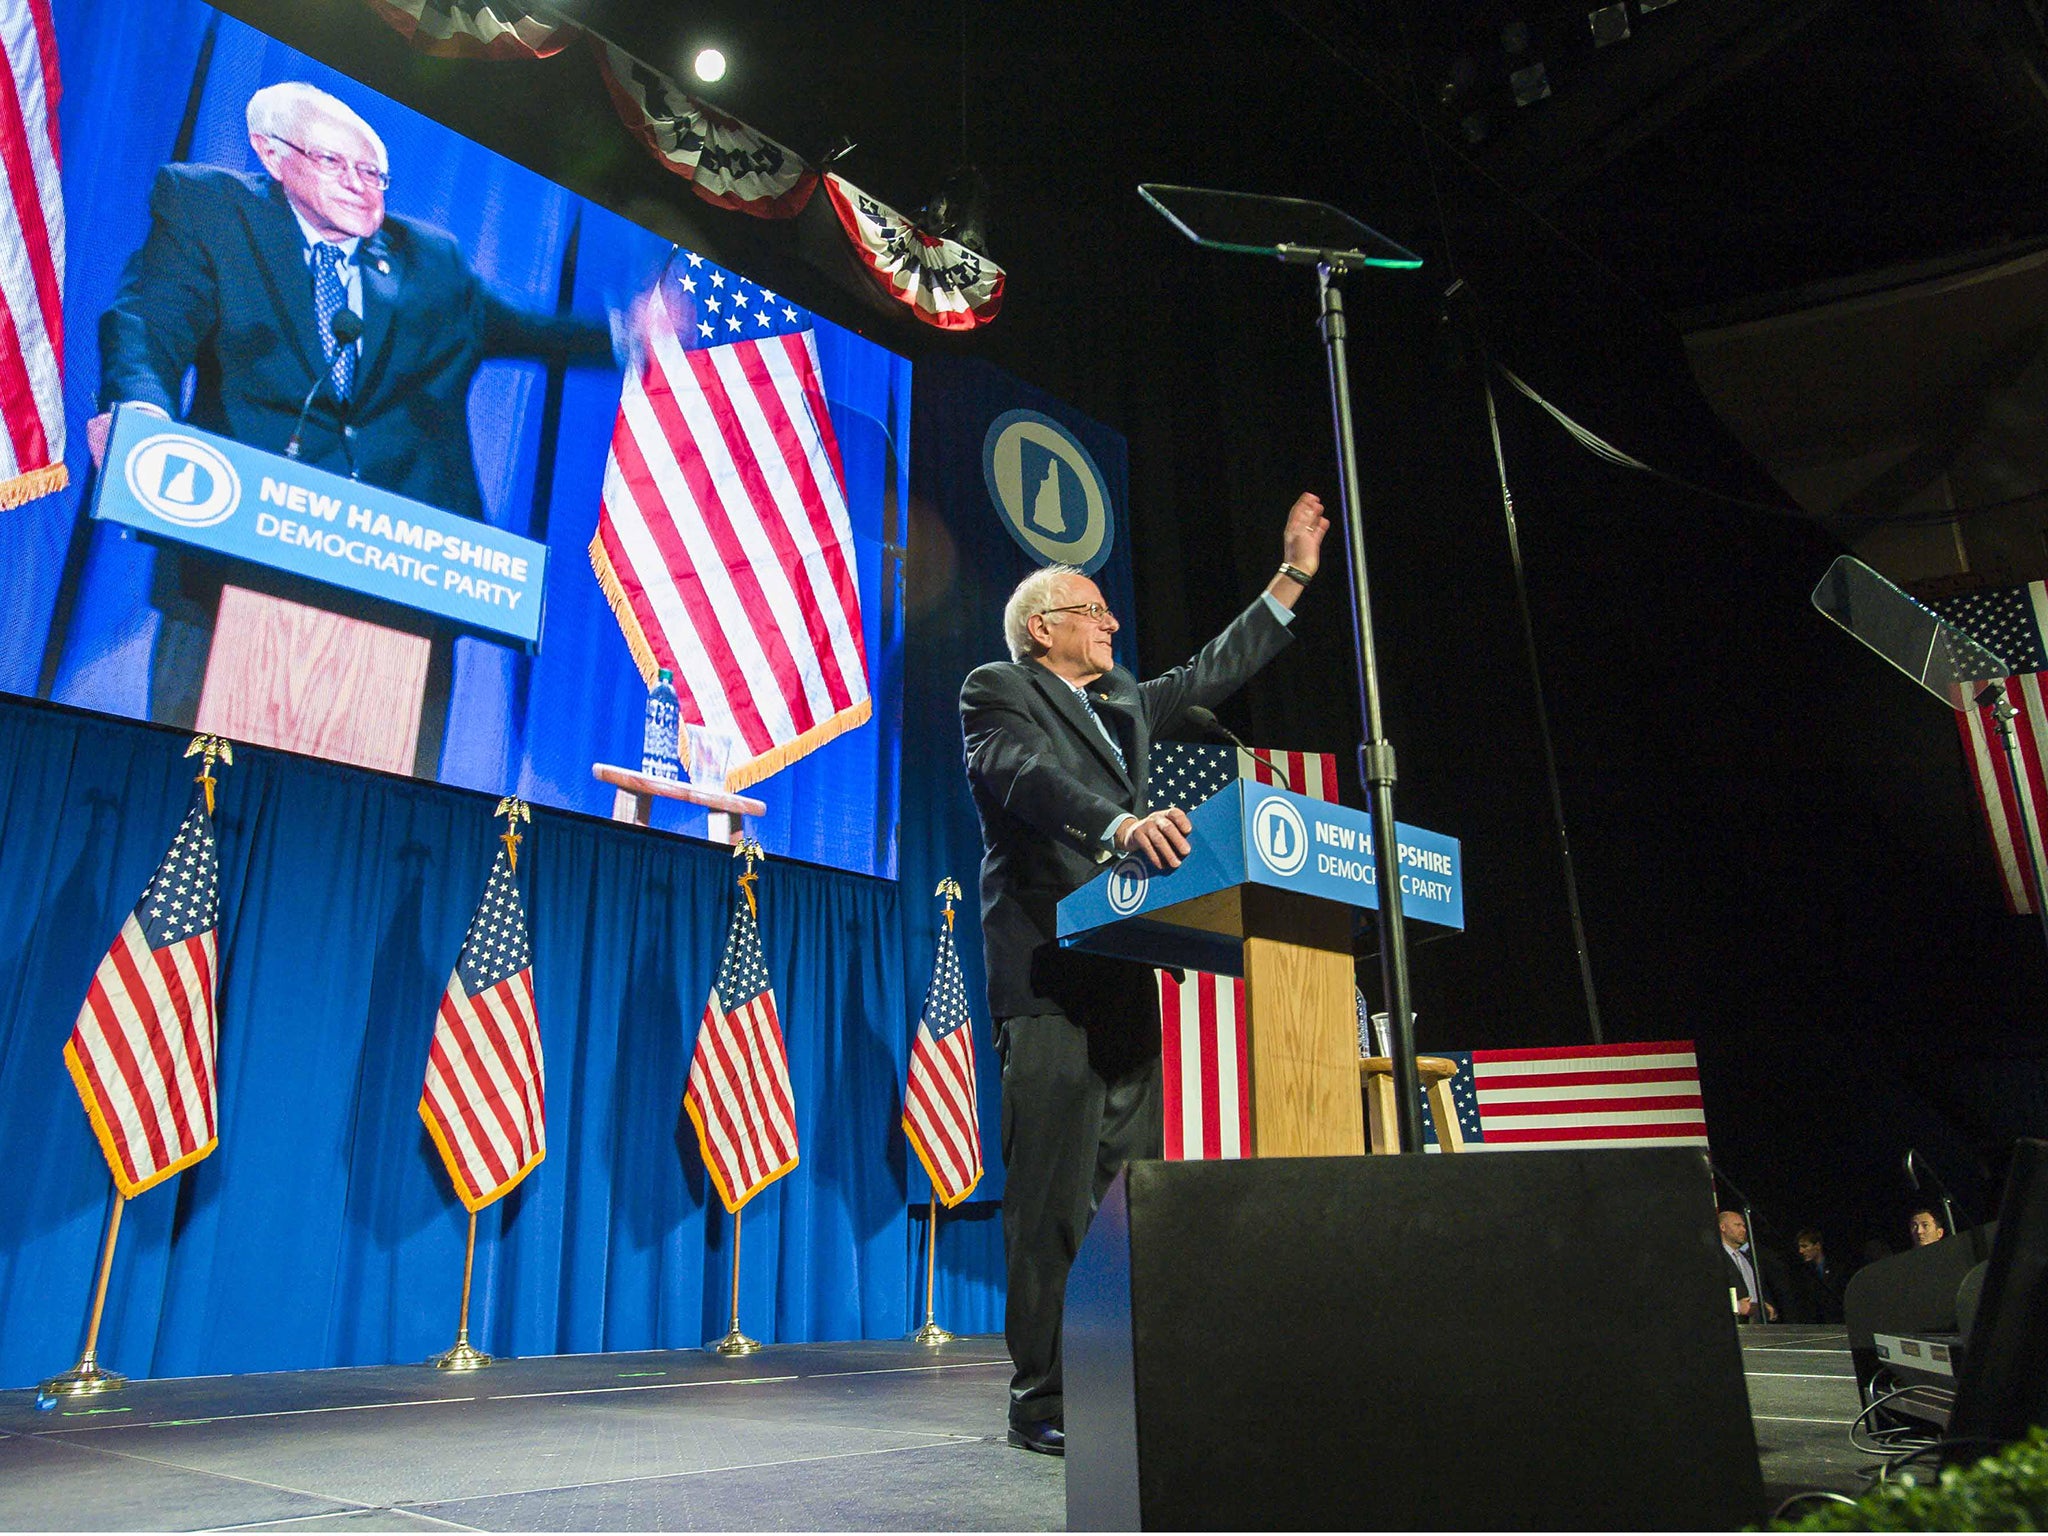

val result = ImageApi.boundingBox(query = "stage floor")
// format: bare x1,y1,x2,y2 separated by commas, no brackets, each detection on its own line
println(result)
0,1329,1861,1530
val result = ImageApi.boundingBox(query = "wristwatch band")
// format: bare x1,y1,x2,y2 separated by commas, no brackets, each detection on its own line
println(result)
1277,561,1314,586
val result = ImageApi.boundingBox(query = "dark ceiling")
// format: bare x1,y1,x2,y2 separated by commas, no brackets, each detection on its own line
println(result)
551,0,2048,580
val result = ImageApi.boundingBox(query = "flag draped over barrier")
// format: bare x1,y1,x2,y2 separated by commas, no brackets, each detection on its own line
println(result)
419,825,545,1212
685,855,798,1211
1423,1040,1709,1150
903,889,982,1207
1147,740,1340,1159
589,251,870,792
0,0,65,508
63,781,221,1198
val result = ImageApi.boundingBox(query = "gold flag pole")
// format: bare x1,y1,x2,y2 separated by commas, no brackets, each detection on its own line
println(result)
428,798,528,1373
429,1210,494,1371
913,1193,955,1345
40,1186,129,1398
713,836,767,1358
912,876,964,1345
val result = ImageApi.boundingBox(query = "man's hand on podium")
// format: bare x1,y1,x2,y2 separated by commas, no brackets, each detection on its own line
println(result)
1115,806,1192,870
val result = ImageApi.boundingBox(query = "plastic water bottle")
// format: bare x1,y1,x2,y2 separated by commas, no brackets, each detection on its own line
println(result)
641,668,680,781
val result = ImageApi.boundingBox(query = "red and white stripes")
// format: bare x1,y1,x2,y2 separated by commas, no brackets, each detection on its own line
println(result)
420,967,545,1211
0,0,63,507
65,916,218,1197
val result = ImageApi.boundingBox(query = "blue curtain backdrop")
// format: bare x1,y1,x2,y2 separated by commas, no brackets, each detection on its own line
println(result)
10,0,908,880
897,358,1136,1334
0,697,916,1387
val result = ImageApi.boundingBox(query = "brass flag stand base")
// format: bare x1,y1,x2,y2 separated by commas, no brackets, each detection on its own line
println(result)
911,1195,955,1345
712,1206,761,1356
428,1211,496,1371
41,1190,129,1399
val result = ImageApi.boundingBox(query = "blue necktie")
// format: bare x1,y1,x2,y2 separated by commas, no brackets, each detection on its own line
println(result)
311,242,355,402
1075,687,1126,773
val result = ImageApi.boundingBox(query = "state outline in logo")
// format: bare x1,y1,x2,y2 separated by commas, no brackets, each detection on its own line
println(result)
123,432,242,530
981,408,1114,575
1105,855,1150,916
1251,792,1309,878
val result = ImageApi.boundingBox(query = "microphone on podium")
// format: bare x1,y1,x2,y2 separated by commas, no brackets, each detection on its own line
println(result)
285,309,363,461
1184,705,1297,793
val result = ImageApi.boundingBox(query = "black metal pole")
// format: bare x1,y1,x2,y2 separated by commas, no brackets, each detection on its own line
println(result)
1316,263,1423,1152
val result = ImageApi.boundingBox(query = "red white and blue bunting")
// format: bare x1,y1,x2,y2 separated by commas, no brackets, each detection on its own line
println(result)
362,0,573,60
596,44,817,220
822,174,1004,331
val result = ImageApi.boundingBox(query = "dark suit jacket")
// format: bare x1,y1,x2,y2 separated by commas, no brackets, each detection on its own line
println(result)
100,165,613,520
960,597,1294,1029
1723,1244,1778,1321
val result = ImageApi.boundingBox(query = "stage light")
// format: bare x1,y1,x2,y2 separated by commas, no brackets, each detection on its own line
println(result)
1588,3,1630,45
693,48,727,83
1509,61,1551,106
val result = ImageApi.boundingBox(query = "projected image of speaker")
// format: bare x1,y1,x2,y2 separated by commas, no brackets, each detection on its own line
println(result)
1063,1149,1762,1530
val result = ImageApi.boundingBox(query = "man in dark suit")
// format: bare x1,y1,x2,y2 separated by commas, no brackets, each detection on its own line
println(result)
960,492,1329,1455
1719,1208,1779,1324
91,81,616,763
1788,1227,1846,1324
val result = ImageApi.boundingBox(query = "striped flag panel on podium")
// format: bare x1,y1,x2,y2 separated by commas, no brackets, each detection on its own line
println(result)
63,785,220,1197
1149,741,1339,1161
419,847,545,1211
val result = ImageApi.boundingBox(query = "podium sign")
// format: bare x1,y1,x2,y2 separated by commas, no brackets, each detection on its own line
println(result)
91,408,548,648
1058,781,1462,976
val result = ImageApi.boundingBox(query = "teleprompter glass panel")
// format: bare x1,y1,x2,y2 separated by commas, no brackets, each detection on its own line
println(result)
1811,555,2010,710
1138,184,1423,268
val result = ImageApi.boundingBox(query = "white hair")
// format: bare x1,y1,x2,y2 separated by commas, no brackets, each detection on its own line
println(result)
1002,564,1082,662
246,82,387,172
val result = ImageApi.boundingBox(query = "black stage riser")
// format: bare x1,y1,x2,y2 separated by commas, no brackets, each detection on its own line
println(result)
1065,1150,1764,1531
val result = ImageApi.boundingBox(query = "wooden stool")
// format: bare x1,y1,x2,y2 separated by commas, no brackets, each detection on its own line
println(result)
1358,1056,1466,1154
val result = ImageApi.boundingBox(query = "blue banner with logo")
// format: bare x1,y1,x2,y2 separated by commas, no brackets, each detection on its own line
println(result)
92,407,548,647
1058,781,1465,974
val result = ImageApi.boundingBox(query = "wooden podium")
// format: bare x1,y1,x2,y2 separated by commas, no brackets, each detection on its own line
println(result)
1056,780,1463,1158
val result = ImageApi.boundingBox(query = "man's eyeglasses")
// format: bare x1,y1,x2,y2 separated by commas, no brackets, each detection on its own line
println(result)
1039,601,1115,624
268,135,391,191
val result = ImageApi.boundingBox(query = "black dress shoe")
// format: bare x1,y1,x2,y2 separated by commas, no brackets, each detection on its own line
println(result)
1007,1420,1066,1457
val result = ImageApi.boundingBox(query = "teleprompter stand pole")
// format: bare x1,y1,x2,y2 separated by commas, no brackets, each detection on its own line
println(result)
1314,262,1424,1152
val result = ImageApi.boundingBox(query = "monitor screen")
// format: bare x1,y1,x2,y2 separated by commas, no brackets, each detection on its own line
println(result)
11,0,908,879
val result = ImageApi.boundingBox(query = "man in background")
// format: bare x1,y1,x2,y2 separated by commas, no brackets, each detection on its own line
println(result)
1909,1205,1948,1247
1720,1208,1778,1323
92,81,618,766
1788,1227,1846,1324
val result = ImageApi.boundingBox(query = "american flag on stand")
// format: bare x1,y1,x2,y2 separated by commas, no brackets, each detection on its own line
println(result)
1148,739,1339,1160
1422,1040,1709,1150
589,249,869,793
0,0,65,508
684,865,798,1212
418,841,545,1211
902,900,982,1206
63,784,220,1197
1930,582,2048,915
